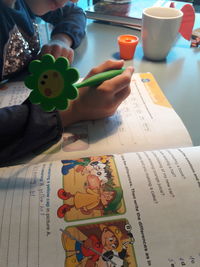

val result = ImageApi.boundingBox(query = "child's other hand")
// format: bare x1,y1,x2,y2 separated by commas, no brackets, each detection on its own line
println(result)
40,34,74,63
59,60,134,127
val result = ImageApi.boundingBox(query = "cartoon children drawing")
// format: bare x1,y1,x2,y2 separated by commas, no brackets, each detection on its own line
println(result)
61,228,103,267
57,185,123,218
57,155,125,221
61,156,111,178
61,158,91,175
60,220,136,267
99,223,135,266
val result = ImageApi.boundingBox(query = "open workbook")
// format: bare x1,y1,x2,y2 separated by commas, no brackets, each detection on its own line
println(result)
0,72,199,266
0,143,200,266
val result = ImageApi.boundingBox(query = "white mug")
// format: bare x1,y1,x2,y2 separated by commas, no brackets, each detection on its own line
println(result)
141,7,183,61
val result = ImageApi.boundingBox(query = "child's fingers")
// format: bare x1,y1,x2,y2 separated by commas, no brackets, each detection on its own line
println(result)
40,44,74,62
112,66,134,93
40,44,51,55
115,85,131,104
99,66,134,94
49,45,62,59
64,49,74,64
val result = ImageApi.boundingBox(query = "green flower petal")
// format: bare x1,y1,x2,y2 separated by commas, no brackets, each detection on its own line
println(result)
54,98,68,110
41,54,55,66
29,90,42,104
29,60,42,74
24,75,37,89
41,101,55,112
65,68,79,84
66,84,79,99
55,57,69,71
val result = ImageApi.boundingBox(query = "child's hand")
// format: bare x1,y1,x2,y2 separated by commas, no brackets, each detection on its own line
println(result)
59,60,134,127
40,34,74,63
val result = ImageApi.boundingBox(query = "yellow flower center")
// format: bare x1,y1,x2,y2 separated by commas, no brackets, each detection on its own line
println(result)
38,70,64,98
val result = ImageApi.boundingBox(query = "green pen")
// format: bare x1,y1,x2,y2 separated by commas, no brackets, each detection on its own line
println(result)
75,68,125,89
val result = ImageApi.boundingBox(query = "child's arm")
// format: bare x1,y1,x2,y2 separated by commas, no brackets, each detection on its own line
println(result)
0,100,62,166
40,2,86,62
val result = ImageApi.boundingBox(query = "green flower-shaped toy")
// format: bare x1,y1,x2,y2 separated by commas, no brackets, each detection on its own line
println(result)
25,54,125,112
25,54,79,111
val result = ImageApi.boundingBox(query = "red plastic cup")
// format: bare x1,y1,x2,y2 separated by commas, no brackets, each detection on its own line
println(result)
118,34,139,60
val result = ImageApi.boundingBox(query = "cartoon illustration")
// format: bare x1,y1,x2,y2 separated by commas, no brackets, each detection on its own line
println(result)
57,156,125,221
57,185,122,217
61,157,91,175
60,219,137,267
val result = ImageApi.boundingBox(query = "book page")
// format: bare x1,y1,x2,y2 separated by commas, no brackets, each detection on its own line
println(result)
0,82,30,108
30,73,192,163
0,73,192,163
0,146,200,266
116,146,200,266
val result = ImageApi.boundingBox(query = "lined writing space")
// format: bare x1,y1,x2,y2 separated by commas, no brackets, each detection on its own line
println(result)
0,161,61,267
0,165,39,267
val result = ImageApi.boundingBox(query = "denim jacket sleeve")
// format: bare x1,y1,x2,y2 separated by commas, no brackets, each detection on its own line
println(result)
0,100,63,166
41,2,86,48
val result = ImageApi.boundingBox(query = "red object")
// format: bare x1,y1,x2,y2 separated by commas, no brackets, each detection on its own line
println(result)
57,188,72,200
179,4,195,41
57,204,73,218
118,34,139,60
169,2,175,8
82,235,103,262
